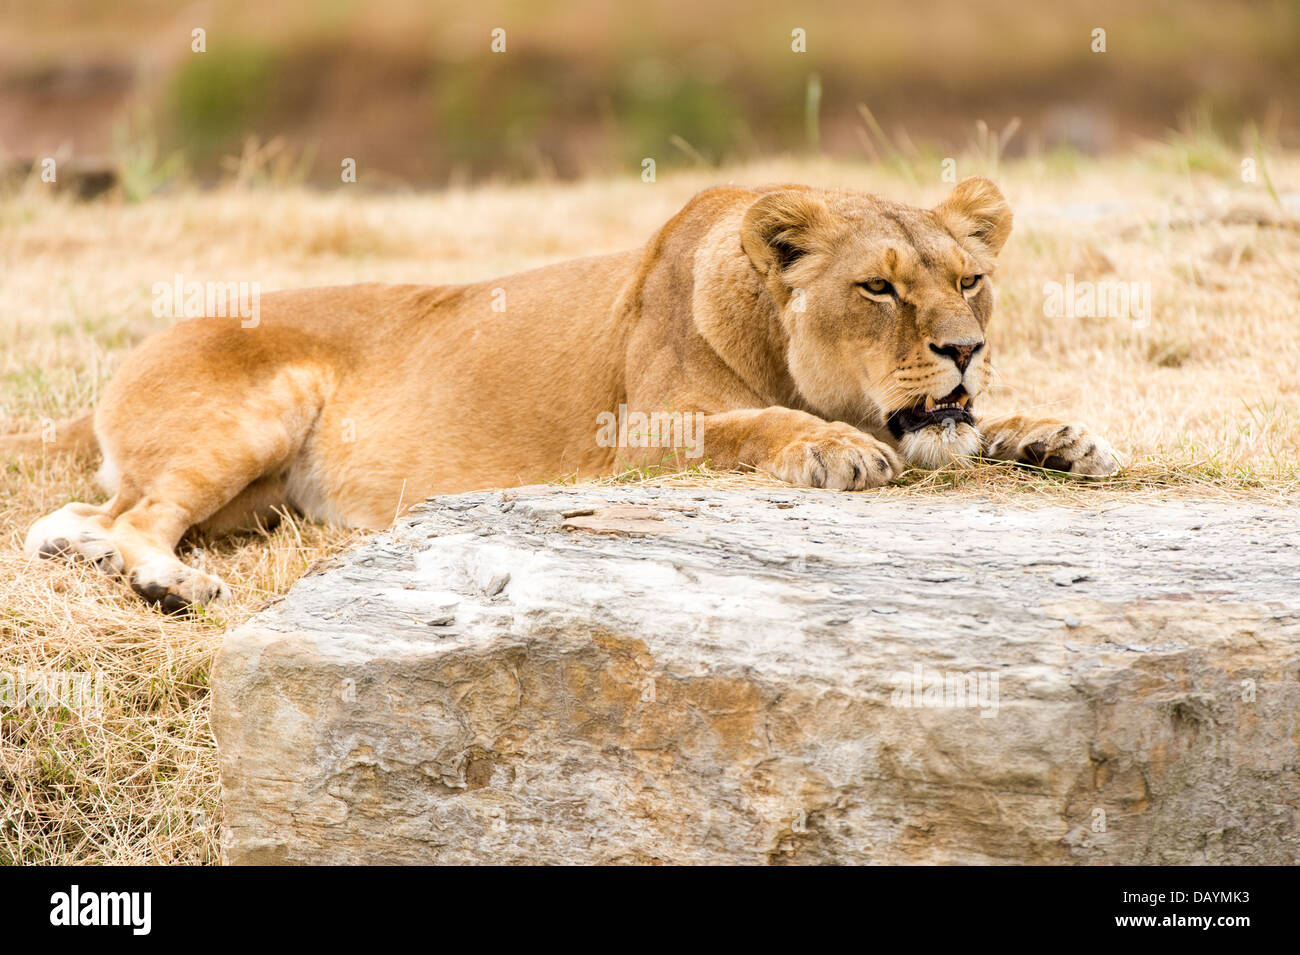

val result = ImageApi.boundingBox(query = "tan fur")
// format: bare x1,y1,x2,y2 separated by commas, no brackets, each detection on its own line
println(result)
0,410,96,457
9,178,1118,610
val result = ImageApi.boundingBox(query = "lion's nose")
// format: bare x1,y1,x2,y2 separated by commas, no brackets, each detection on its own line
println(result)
929,340,983,373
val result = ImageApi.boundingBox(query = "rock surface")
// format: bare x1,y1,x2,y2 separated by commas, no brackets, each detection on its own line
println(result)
212,486,1300,864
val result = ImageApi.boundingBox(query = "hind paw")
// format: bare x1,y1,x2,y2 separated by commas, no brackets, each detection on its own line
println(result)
26,513,124,575
129,558,229,615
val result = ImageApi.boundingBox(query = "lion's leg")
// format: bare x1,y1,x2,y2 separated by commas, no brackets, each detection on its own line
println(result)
28,467,292,612
979,414,1120,477
27,357,322,612
103,415,315,612
105,442,307,613
193,474,289,537
23,488,225,614
697,407,900,490
108,489,234,613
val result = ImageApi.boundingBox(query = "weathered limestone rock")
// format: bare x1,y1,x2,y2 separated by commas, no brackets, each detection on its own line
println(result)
212,486,1300,864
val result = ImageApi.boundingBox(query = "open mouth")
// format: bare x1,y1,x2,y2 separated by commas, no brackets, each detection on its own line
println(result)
886,385,974,437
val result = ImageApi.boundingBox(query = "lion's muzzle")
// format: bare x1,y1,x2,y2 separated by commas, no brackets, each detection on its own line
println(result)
886,384,974,438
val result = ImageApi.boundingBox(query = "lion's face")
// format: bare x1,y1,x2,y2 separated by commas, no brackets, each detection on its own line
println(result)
740,178,1012,468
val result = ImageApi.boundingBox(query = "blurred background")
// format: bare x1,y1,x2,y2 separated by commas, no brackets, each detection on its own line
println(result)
3,0,1299,193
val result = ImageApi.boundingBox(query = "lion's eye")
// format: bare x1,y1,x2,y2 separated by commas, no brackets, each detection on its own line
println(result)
858,278,895,297
960,274,983,291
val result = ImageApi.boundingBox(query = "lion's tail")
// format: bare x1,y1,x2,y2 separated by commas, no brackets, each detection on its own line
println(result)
0,410,98,458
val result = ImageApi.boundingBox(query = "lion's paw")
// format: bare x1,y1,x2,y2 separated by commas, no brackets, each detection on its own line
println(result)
129,557,230,615
986,421,1121,478
25,506,124,575
768,424,901,490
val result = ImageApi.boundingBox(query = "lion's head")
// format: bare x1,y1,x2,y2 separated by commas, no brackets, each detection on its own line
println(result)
736,177,1012,468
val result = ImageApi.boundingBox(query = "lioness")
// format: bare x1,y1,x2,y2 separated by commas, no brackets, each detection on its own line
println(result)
8,178,1117,612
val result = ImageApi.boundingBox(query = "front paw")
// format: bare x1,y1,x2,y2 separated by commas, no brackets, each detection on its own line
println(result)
985,420,1120,477
768,423,901,490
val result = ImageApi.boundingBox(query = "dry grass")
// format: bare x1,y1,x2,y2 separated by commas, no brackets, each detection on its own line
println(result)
0,447,359,863
2,147,1299,863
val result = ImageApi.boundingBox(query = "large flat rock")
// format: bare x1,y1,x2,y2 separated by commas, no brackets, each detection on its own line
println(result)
211,486,1300,864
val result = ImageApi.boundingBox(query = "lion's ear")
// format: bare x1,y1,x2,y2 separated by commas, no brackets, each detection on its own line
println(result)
741,190,835,281
932,176,1013,257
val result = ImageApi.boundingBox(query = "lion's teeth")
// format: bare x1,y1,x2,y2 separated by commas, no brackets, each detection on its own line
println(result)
956,394,970,408
924,396,936,412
